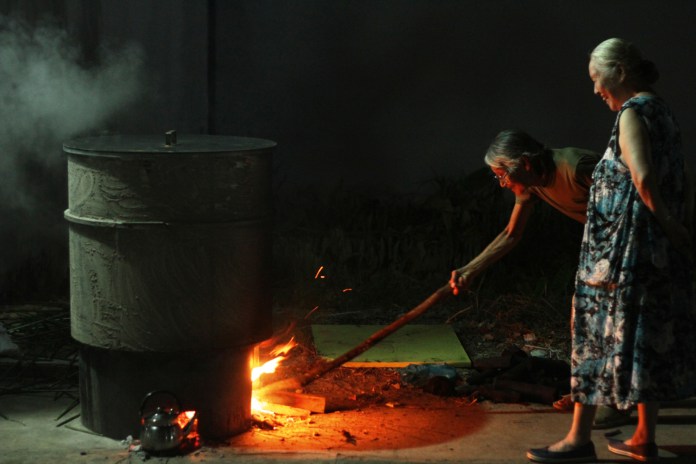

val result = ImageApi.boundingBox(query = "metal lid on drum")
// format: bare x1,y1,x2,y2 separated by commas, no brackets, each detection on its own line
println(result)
63,132,276,158
64,131,276,224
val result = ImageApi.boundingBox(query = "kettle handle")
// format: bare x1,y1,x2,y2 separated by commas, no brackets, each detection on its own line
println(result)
139,390,182,416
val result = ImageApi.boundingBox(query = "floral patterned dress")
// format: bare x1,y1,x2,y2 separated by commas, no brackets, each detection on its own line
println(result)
571,95,696,409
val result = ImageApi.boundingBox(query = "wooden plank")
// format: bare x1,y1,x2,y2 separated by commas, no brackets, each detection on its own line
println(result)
260,391,325,413
261,402,311,417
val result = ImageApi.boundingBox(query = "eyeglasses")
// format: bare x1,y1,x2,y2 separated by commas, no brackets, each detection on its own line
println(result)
492,170,511,186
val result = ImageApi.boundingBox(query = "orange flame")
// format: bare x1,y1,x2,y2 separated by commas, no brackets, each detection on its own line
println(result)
174,410,197,431
270,336,296,356
251,396,270,413
251,338,298,413
251,356,284,382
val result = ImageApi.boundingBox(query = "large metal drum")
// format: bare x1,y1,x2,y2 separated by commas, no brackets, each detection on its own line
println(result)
64,133,275,439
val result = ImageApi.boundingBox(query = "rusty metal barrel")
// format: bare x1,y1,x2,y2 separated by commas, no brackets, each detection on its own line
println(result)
64,133,275,439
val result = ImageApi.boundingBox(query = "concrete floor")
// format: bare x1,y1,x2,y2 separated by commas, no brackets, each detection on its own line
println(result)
2,392,695,464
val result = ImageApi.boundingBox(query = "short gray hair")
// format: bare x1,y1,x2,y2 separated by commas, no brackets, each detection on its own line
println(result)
484,130,547,171
590,38,659,87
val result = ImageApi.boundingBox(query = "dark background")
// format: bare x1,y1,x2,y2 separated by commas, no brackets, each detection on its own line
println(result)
1,0,695,304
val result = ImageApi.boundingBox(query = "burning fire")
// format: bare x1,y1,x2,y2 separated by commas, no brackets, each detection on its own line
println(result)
175,410,197,429
251,337,297,413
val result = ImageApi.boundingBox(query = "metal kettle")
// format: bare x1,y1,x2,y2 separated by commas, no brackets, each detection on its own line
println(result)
139,390,198,454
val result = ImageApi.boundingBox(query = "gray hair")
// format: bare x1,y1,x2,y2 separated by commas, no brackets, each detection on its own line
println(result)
484,130,547,171
590,38,659,87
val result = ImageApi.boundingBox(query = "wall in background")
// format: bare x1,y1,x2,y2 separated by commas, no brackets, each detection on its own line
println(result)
1,0,694,301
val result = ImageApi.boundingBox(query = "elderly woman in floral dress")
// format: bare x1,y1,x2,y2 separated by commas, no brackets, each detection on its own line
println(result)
527,38,696,464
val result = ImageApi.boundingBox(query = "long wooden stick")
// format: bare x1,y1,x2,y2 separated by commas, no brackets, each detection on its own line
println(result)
256,283,452,395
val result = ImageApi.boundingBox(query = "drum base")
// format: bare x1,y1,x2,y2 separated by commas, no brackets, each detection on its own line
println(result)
79,344,253,439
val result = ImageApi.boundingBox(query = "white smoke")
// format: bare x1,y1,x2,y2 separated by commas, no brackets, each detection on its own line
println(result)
0,15,144,210
0,15,145,287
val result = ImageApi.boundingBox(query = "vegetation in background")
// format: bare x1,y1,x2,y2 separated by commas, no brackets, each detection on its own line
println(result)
0,167,584,353
272,167,584,333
